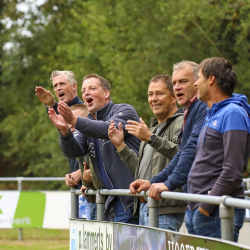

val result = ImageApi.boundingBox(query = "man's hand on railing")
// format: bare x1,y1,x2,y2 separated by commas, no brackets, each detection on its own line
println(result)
129,179,151,194
148,183,170,200
80,185,89,197
65,169,81,187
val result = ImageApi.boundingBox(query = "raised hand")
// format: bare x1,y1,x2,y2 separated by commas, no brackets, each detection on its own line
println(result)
57,101,77,126
35,86,55,108
108,121,126,151
129,179,151,194
148,183,170,200
125,118,152,142
82,162,92,182
48,108,69,135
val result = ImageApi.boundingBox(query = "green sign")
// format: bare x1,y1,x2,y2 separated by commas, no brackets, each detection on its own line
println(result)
12,192,46,228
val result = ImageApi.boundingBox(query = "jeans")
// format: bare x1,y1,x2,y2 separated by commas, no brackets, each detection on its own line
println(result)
90,202,97,220
113,198,139,225
139,202,184,231
185,206,245,242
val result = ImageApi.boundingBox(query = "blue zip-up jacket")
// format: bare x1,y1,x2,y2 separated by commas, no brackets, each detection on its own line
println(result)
149,100,207,191
60,101,140,211
46,95,84,189
188,94,250,214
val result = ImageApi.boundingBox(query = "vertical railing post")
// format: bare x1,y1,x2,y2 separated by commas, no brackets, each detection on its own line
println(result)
247,180,250,191
71,187,79,219
219,196,234,241
148,197,160,228
96,191,105,221
17,177,23,241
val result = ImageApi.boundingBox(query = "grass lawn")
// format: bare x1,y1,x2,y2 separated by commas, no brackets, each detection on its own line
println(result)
0,228,69,250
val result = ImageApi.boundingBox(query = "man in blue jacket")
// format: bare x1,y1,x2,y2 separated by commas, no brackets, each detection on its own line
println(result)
35,70,84,189
186,57,250,242
129,61,207,201
48,73,140,224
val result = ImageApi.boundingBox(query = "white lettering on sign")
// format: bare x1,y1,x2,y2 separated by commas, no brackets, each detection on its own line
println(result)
168,241,209,250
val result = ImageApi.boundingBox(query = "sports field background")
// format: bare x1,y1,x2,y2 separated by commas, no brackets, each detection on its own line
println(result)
0,229,69,250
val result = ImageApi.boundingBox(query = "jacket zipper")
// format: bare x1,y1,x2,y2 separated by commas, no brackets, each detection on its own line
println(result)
94,107,127,211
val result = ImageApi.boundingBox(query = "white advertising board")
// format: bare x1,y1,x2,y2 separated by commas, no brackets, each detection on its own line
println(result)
0,191,71,229
70,220,113,250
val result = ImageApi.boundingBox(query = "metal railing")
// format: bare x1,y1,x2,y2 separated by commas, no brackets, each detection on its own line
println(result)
71,187,250,242
2,177,250,242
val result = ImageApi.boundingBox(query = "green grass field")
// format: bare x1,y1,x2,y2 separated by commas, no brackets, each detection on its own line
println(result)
0,229,69,250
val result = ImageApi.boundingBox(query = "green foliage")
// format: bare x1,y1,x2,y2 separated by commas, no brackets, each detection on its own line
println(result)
1,0,250,182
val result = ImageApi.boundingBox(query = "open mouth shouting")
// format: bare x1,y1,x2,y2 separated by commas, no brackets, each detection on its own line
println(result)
86,96,94,106
176,93,184,99
58,92,65,100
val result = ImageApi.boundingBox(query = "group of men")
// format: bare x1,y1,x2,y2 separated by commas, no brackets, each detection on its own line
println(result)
35,57,250,243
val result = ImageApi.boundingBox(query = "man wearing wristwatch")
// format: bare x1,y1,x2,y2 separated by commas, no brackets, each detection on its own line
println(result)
108,74,184,230
126,61,207,231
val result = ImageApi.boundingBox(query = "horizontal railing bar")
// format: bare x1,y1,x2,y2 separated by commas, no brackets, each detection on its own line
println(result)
0,177,65,181
224,197,250,209
0,177,249,182
160,191,220,204
99,189,147,197
74,188,250,209
244,191,250,196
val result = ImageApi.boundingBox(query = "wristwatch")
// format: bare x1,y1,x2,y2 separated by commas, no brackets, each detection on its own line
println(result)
147,134,156,145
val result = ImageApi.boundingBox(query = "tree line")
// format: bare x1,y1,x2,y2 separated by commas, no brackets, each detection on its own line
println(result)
1,0,250,188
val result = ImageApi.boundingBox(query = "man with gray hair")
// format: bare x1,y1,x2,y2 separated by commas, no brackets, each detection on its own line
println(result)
129,61,207,206
35,70,84,191
35,70,82,113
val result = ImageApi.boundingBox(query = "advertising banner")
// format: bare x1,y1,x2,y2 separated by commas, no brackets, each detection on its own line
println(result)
70,219,250,250
0,191,71,229
70,220,113,250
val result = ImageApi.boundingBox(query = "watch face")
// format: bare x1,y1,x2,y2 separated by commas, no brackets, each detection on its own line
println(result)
148,134,156,145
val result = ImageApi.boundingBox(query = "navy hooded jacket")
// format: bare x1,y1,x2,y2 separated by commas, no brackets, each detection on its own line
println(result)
188,94,250,214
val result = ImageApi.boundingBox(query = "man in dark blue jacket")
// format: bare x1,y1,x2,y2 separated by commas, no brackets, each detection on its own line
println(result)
48,73,140,224
129,61,207,202
35,70,84,189
186,57,250,242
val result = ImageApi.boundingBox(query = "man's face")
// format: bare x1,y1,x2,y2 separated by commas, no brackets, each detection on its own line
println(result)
148,81,176,122
53,74,77,104
81,77,110,117
194,68,210,103
172,66,197,108
69,109,88,133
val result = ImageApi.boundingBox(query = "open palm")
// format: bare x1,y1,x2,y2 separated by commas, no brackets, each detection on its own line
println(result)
48,109,67,131
35,86,54,106
108,121,124,147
